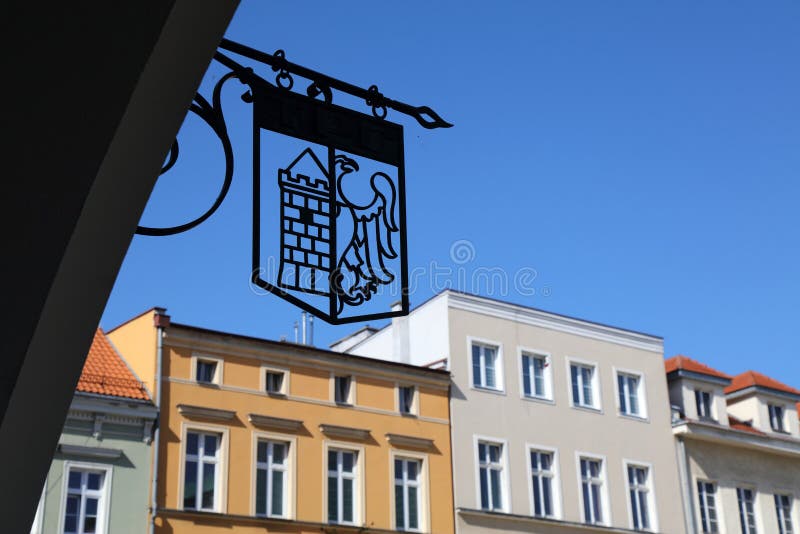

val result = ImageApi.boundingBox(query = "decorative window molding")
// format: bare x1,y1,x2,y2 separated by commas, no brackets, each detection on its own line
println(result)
261,364,290,396
526,443,561,520
614,367,648,420
623,459,658,532
473,435,509,513
331,374,356,406
736,487,758,534
190,354,224,385
696,479,720,534
252,431,297,520
575,452,610,526
319,424,371,441
57,461,113,534
396,383,418,416
248,413,304,432
567,357,602,412
178,422,230,513
58,444,123,460
323,441,366,526
177,404,236,422
519,348,553,402
391,451,430,532
385,433,435,451
468,337,505,393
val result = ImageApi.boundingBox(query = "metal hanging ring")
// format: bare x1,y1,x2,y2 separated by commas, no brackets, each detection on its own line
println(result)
276,71,294,90
372,105,388,119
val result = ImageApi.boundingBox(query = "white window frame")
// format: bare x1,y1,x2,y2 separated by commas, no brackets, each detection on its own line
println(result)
736,486,759,534
623,460,658,532
696,479,722,533
567,357,602,411
323,441,365,526
769,404,787,433
614,368,648,420
473,435,509,513
261,364,289,396
518,348,553,402
396,383,418,416
575,452,610,526
774,493,795,534
390,451,429,532
467,337,505,394
331,373,356,405
190,353,223,385
178,422,229,513
526,444,561,519
57,461,113,534
251,430,297,519
694,388,715,421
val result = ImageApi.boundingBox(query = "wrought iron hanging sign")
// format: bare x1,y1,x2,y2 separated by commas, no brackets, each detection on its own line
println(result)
136,39,451,325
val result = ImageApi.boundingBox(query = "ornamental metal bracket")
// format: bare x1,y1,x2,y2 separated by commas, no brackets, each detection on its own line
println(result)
135,39,452,325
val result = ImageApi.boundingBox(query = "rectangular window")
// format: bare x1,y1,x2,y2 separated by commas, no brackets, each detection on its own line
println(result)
328,449,357,524
618,373,642,417
522,353,549,399
775,494,794,534
334,376,352,405
769,405,786,432
394,458,421,531
255,440,288,518
695,390,714,420
530,450,555,518
196,359,218,384
580,457,604,524
627,465,651,531
737,487,758,534
63,468,106,534
183,431,220,511
477,441,504,511
399,386,415,415
265,371,285,395
472,343,501,390
571,364,596,408
697,481,719,533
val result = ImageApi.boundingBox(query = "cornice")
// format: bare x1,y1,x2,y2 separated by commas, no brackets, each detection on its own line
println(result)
673,420,800,458
319,424,371,441
58,444,124,460
385,433,435,451
177,404,236,422
248,413,304,432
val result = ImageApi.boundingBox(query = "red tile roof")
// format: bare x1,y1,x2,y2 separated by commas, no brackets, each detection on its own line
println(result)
664,355,732,380
727,415,766,436
724,370,800,397
77,328,150,401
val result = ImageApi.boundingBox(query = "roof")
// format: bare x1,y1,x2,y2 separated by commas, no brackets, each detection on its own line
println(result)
724,370,800,397
77,328,150,401
727,415,766,436
665,355,732,380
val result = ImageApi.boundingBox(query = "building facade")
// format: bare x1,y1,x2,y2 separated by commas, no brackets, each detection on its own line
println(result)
30,328,157,534
108,308,454,534
335,290,686,533
667,356,800,534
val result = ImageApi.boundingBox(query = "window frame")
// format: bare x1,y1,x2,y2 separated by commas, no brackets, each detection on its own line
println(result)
473,435,510,513
614,368,648,420
525,443,561,519
518,347,553,403
390,450,430,532
736,486,759,534
322,440,365,526
57,461,113,534
331,373,356,406
178,422,229,513
623,459,658,532
774,493,795,534
696,479,721,533
769,404,787,433
260,364,289,396
694,388,715,421
396,383,418,416
567,357,602,411
190,353,223,386
251,430,297,520
575,452,610,526
467,337,505,394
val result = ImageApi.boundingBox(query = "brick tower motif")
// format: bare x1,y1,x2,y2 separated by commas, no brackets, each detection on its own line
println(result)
277,148,333,295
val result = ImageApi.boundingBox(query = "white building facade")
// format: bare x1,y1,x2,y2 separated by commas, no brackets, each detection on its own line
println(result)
334,290,687,533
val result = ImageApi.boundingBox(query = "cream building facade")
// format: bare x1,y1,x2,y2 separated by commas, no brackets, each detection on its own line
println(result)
334,290,687,533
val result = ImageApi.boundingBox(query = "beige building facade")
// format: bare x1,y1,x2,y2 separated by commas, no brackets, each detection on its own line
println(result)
335,290,687,533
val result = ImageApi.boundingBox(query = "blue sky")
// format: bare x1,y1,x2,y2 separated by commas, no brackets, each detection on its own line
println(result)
103,1,800,385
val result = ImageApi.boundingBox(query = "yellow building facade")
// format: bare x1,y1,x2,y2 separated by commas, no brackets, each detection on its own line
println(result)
108,309,454,534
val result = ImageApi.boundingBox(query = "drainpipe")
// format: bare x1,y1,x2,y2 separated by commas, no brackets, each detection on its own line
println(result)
675,435,696,534
150,309,169,534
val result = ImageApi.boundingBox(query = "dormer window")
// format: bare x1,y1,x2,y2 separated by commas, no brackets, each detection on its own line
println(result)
695,390,714,421
768,404,786,433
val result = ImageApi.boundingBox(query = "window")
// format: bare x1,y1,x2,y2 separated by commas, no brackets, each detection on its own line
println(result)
529,450,555,518
183,431,220,511
472,342,501,390
477,441,505,511
571,363,597,409
334,375,353,405
265,371,285,395
697,481,719,533
328,449,358,524
775,494,794,534
256,440,288,517
63,468,107,534
769,404,786,432
580,457,604,525
737,487,757,534
399,385,415,415
627,465,652,531
195,358,219,384
394,458,421,531
695,390,714,420
522,353,550,399
618,372,643,417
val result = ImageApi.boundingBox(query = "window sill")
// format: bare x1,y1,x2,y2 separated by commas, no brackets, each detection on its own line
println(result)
400,411,418,418
334,401,354,408
470,385,506,396
521,394,555,406
266,391,287,398
194,381,221,388
618,412,649,423
570,404,603,415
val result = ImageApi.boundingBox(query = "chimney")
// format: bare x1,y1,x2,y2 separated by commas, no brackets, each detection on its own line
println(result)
391,300,410,364
153,307,170,328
